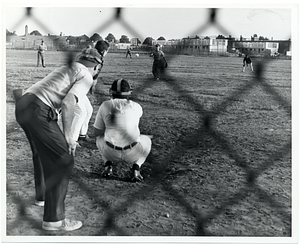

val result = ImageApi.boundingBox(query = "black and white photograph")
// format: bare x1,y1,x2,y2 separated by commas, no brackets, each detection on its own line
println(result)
1,1,299,243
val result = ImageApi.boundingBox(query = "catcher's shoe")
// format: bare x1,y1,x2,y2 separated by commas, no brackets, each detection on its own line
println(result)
102,161,113,177
130,164,143,182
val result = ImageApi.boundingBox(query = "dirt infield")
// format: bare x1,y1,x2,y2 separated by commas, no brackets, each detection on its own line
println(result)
4,49,292,238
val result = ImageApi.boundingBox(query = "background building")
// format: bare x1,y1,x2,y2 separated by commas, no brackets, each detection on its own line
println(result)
6,25,291,57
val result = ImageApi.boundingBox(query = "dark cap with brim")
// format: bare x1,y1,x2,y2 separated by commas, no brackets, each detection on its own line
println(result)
110,79,132,97
95,40,110,53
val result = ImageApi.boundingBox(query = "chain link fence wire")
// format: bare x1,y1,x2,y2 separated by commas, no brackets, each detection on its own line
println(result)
5,7,293,237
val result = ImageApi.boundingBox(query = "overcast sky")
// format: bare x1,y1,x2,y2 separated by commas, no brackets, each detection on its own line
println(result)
3,2,296,42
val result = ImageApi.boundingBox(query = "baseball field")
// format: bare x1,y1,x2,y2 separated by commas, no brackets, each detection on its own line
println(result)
5,49,292,238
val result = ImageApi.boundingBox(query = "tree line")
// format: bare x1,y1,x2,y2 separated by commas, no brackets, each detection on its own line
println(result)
6,29,166,46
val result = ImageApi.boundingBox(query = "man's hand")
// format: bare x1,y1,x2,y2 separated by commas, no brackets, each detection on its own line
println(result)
61,93,77,155
67,138,77,156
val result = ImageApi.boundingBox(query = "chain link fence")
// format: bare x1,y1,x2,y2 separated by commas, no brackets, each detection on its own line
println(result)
5,6,294,239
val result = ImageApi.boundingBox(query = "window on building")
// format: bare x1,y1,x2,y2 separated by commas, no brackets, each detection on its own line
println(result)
268,43,278,48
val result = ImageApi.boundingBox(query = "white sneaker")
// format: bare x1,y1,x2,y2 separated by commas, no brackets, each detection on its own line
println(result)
42,219,83,231
35,200,45,207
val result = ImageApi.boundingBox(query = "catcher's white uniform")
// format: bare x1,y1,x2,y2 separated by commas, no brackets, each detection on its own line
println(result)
93,98,151,167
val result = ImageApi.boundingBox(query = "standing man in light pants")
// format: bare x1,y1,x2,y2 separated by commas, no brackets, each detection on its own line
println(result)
73,40,110,144
37,40,47,68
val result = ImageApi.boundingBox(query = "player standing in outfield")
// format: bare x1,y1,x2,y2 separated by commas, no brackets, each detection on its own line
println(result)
37,40,47,68
73,40,110,144
15,48,104,231
126,48,132,58
242,54,254,72
93,79,152,182
150,44,168,80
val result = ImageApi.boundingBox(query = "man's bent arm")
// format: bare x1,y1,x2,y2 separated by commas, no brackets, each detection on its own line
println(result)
62,93,77,154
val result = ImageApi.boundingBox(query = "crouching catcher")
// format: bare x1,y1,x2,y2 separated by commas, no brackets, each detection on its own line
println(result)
93,79,152,182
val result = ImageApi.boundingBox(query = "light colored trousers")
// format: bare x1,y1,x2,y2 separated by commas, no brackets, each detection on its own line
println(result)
58,96,92,141
96,135,152,167
71,95,93,141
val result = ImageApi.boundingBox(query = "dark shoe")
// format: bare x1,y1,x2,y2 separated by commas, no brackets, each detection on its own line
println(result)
78,135,94,143
77,135,97,149
130,164,143,182
102,161,113,177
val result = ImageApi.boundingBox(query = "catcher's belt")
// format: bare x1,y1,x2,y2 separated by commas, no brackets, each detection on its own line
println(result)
106,141,138,150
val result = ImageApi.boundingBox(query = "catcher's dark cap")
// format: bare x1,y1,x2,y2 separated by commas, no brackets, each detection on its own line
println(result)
111,79,132,96
95,40,110,53
155,44,160,47
76,48,102,67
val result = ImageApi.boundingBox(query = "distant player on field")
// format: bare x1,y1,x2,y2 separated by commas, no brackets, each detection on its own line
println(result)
37,40,47,68
242,54,254,73
126,48,132,58
150,44,168,80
